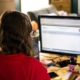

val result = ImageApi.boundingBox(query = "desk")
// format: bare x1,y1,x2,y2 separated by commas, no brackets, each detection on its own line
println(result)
39,53,79,80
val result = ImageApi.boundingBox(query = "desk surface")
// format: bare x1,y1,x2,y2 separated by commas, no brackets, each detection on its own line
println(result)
39,52,79,80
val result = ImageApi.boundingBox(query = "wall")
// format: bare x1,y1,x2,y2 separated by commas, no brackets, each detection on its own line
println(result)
21,0,79,15
0,0,15,15
71,0,78,14
21,0,49,14
78,0,80,15
2,0,78,15
15,0,21,11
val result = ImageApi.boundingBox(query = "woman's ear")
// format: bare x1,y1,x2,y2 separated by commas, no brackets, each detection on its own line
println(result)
31,21,38,31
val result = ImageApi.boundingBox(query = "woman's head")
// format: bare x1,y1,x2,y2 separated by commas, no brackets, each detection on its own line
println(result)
0,10,34,56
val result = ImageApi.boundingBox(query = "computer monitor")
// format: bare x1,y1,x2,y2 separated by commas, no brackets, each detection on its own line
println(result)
38,15,80,56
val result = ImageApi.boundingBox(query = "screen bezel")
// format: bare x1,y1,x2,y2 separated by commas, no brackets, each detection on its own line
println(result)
38,15,80,56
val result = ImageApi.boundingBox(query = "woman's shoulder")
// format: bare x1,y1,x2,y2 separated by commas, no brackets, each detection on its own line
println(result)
22,53,43,67
21,53,39,64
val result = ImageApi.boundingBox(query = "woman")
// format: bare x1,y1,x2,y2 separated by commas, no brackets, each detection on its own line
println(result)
0,11,50,80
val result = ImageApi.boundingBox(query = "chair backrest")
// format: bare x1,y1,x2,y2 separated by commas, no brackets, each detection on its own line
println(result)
27,5,57,23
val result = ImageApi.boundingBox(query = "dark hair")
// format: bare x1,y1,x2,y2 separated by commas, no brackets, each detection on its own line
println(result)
0,10,34,56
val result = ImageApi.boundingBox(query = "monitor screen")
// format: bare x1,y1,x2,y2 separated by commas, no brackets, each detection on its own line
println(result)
38,16,80,55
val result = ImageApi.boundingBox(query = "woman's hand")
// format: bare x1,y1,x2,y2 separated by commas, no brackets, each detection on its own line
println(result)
31,21,38,31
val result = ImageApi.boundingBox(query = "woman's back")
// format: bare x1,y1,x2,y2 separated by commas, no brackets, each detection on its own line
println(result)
0,53,50,80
